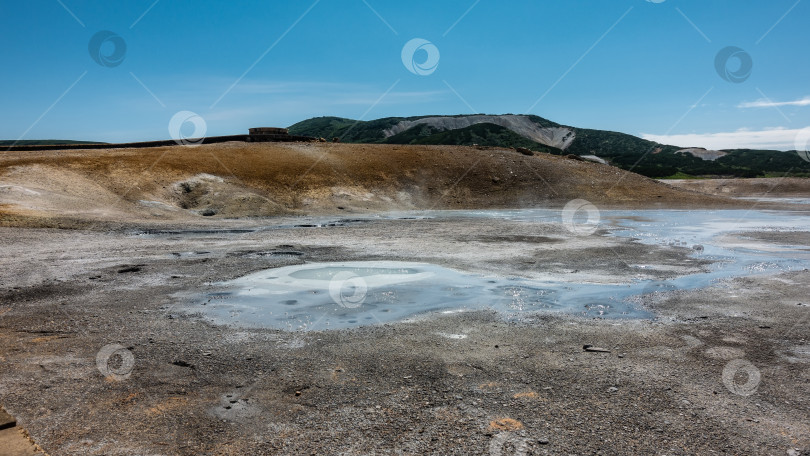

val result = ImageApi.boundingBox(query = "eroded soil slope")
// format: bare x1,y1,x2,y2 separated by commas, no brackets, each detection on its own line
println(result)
0,142,736,227
666,177,810,198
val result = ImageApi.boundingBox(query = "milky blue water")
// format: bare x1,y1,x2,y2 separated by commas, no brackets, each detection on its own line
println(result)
188,208,810,331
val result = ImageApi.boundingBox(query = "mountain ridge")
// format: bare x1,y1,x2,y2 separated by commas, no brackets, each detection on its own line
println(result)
289,114,810,179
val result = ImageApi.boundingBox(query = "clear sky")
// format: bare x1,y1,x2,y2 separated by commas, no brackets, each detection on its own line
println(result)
1,0,808,150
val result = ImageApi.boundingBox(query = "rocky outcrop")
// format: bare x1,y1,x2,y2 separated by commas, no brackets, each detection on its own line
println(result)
581,155,607,164
676,148,728,161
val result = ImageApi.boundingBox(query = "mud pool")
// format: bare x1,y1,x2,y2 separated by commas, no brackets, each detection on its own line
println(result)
185,208,810,330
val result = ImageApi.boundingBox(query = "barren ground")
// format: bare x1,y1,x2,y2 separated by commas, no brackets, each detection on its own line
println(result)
1,143,809,455
0,142,760,229
665,177,810,199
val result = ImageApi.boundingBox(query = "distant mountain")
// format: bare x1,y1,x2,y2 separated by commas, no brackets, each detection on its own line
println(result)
289,114,810,179
0,140,106,146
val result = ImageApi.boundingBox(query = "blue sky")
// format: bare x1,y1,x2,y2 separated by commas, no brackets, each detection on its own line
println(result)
1,0,808,149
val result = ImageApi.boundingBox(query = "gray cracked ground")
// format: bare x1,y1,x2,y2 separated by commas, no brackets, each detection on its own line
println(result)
0,211,809,455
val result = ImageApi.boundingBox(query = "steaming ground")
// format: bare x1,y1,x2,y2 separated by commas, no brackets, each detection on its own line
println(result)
1,143,809,454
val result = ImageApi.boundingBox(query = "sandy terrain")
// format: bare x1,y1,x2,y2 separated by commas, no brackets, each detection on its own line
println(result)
666,177,810,199
0,142,760,230
1,143,809,455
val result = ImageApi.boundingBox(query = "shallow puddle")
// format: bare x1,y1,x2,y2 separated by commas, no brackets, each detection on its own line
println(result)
190,261,651,330
186,208,810,331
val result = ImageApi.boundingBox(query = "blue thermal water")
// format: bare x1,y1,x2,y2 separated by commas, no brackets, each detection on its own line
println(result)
188,209,810,331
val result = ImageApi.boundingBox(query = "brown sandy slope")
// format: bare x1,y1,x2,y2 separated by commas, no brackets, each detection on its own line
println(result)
666,177,810,198
0,142,743,227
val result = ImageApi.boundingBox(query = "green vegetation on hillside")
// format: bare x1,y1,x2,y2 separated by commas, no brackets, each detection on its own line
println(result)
290,116,564,154
288,115,810,179
287,117,396,143
387,123,563,154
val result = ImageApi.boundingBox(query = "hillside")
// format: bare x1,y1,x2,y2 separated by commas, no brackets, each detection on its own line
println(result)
385,123,564,155
0,139,106,146
0,141,743,228
289,115,810,179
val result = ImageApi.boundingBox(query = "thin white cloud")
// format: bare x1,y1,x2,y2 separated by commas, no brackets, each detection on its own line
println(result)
738,96,810,108
641,127,807,151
